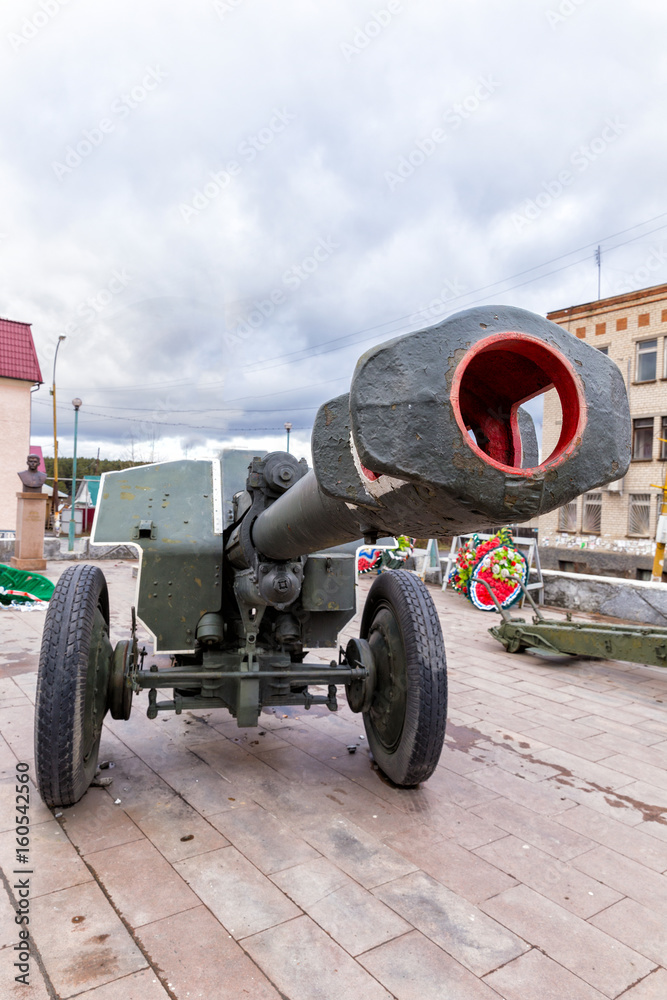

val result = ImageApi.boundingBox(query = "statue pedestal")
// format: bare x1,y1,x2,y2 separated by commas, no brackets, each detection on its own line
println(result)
11,492,49,571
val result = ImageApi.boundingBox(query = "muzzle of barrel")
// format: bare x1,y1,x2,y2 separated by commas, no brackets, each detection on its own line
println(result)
251,304,630,561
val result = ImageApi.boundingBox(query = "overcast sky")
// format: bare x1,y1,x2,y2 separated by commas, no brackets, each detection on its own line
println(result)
2,0,666,466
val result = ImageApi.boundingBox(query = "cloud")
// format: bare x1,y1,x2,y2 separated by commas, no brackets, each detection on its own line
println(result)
1,0,666,464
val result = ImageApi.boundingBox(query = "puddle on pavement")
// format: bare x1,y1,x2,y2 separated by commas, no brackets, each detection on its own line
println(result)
0,653,39,676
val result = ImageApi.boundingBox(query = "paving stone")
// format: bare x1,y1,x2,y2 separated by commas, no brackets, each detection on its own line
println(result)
544,775,648,827
136,905,281,1000
328,793,416,841
359,928,500,1000
570,844,667,912
466,764,576,814
272,858,410,956
512,708,606,741
480,884,655,996
514,693,594,720
602,752,667,791
576,715,664,746
0,775,52,833
60,787,144,855
269,856,352,907
372,870,528,976
424,766,500,810
524,725,615,762
386,827,516,903
244,914,393,1000
614,969,667,999
586,731,667,766
0,943,53,999
158,762,242,816
404,796,506,851
97,728,137,763
556,804,667,871
302,816,418,888
207,803,319,874
590,897,667,967
175,845,299,939
85,837,199,927
483,948,606,1000
523,747,638,791
118,779,230,863
74,968,170,1000
0,819,93,900
29,880,147,997
475,835,623,917
471,796,592,860
0,704,37,761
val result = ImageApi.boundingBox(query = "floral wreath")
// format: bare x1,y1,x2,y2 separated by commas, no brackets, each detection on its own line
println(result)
449,528,528,611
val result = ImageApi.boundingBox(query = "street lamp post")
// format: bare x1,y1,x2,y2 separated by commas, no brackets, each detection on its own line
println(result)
68,398,82,552
51,336,66,529
284,422,292,453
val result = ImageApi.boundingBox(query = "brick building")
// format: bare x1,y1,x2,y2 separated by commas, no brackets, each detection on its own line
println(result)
0,318,43,532
538,282,667,579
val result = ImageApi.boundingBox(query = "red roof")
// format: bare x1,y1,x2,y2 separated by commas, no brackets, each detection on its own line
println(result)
0,317,43,383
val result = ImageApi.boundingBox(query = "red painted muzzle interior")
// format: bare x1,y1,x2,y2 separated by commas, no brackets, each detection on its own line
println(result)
452,333,584,472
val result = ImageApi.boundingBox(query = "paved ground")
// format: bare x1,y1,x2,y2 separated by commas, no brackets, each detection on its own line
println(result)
1,559,667,1000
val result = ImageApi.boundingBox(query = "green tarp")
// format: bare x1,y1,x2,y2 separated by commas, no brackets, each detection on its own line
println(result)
0,564,55,606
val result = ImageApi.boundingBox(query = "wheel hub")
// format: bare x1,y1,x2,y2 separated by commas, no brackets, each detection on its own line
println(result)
366,605,407,751
344,637,376,713
108,640,134,720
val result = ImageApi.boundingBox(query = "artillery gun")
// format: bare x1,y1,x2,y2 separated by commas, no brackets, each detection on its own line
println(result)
34,305,630,807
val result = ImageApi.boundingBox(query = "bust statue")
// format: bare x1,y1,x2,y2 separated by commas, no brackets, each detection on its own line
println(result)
18,455,47,493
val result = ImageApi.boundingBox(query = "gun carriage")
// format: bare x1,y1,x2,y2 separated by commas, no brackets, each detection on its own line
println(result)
34,305,630,807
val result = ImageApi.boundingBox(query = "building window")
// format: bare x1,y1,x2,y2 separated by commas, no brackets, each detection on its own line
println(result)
595,322,606,336
575,327,586,339
597,346,609,355
616,317,628,331
638,313,651,327
628,494,652,536
582,492,602,534
632,417,654,460
662,309,667,323
558,499,578,532
662,416,667,460
636,339,657,381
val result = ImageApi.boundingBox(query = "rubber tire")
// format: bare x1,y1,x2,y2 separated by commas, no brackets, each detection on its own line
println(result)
35,564,112,808
360,570,447,787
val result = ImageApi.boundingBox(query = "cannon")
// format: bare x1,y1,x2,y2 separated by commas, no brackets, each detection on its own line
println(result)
34,305,630,807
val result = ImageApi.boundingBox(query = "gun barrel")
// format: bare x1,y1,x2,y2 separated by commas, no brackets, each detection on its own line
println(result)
252,470,361,560
251,305,630,561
